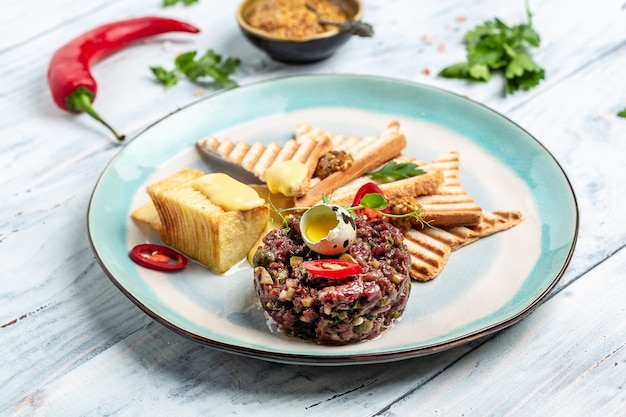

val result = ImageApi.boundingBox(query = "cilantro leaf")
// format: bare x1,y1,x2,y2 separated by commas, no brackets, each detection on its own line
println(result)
618,107,626,118
163,0,198,6
367,162,427,183
439,2,545,95
152,49,240,90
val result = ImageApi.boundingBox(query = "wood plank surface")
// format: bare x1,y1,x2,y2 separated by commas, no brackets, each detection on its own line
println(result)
1,0,625,416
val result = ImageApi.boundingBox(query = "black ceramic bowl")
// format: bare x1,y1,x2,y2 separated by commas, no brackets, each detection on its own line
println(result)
237,0,364,64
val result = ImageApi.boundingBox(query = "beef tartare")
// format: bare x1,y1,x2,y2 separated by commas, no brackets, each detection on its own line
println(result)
253,214,412,344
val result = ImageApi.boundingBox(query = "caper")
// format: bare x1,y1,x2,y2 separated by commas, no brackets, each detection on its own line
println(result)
354,319,374,334
253,248,275,267
275,268,289,284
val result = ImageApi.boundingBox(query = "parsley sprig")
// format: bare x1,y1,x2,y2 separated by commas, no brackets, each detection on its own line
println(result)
367,162,426,183
151,49,240,89
439,1,545,94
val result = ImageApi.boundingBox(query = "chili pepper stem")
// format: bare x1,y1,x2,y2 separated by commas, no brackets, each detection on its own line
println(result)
67,89,125,141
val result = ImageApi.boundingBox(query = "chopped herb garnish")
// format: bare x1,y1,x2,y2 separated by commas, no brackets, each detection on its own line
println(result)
367,162,426,183
439,0,545,94
150,66,179,89
151,49,240,90
618,107,626,118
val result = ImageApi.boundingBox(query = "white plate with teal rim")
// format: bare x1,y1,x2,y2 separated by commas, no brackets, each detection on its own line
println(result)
88,75,578,366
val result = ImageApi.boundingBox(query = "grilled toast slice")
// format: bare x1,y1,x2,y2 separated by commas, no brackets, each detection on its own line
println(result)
295,120,408,206
406,210,525,281
328,150,482,227
415,151,483,227
326,154,444,207
196,130,334,197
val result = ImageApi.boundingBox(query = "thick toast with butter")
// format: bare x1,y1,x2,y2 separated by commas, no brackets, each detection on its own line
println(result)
132,168,269,274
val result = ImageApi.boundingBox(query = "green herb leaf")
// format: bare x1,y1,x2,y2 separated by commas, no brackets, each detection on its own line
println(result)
150,66,179,89
163,0,198,6
359,193,388,210
618,107,626,118
152,49,240,90
367,162,427,183
174,51,199,76
439,2,545,94
468,63,491,81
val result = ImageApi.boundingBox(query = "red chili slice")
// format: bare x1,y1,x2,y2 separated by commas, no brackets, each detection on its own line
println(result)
129,244,188,272
302,259,363,279
351,182,389,219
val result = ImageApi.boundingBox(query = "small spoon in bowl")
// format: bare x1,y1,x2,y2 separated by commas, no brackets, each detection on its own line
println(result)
305,3,374,37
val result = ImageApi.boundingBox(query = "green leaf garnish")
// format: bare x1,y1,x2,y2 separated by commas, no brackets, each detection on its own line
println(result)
618,107,626,118
163,0,198,6
438,0,545,95
149,67,179,89
367,162,427,183
357,193,388,210
151,49,240,90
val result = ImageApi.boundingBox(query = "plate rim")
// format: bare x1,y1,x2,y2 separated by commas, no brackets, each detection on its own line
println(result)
87,74,579,365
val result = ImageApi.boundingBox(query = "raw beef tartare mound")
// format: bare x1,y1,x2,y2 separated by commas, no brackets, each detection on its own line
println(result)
253,215,412,344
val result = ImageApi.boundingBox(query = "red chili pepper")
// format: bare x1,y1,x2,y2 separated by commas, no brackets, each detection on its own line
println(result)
47,16,200,141
129,243,188,272
351,182,389,219
302,259,363,279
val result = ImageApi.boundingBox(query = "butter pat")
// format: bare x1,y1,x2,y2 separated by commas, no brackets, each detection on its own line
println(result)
192,173,265,211
265,160,308,197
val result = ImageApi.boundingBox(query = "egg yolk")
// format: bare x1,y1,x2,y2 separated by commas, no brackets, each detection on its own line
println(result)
305,218,338,242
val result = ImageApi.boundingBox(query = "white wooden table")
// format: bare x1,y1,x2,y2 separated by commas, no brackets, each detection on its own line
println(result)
2,0,625,415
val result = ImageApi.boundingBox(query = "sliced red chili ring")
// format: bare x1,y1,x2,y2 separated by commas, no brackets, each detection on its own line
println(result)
129,243,188,272
302,259,363,279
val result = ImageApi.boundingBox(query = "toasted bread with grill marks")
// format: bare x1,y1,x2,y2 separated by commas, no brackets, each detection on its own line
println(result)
329,150,483,227
325,154,444,207
295,120,408,206
406,210,525,281
415,151,484,227
196,130,333,197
